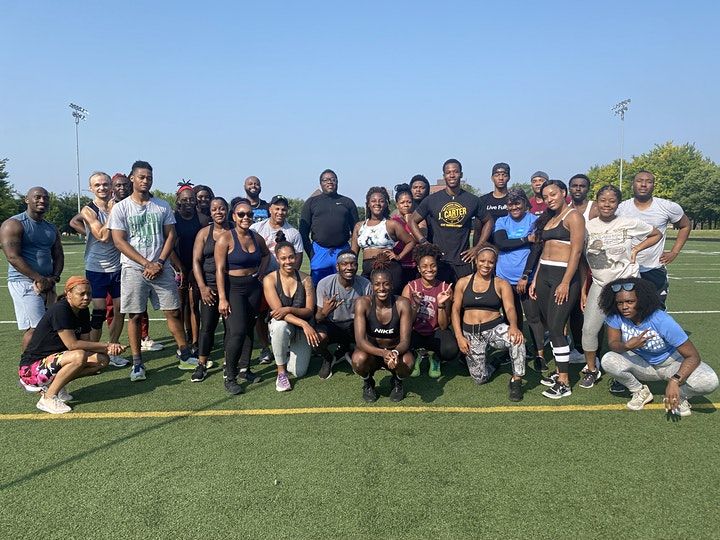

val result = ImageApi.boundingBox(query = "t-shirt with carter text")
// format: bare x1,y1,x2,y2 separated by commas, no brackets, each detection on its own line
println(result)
251,219,304,272
605,310,688,365
20,298,91,365
416,189,488,265
315,274,371,323
107,196,176,270
616,197,684,272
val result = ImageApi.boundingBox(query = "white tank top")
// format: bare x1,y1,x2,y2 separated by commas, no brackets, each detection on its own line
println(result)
357,219,395,249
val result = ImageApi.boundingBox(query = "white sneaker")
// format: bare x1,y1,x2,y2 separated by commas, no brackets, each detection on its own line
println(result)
674,399,692,417
56,386,74,402
109,355,130,367
627,385,653,411
36,395,72,414
568,349,585,364
130,364,147,381
141,337,164,352
18,379,43,393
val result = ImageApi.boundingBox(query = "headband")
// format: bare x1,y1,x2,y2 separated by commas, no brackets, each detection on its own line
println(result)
337,253,358,263
64,276,90,294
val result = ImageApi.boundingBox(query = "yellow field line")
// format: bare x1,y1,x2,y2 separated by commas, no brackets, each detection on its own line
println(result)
0,402,717,421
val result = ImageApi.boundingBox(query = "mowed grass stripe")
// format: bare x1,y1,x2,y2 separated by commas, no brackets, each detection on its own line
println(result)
1,402,718,420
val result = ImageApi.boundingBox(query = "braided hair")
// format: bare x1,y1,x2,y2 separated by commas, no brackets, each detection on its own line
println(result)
365,186,391,220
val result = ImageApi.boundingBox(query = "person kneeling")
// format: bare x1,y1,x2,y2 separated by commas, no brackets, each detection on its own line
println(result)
18,276,126,414
351,263,414,402
599,277,718,416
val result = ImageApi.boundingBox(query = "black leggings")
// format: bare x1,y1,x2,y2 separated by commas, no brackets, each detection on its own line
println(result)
224,275,261,379
198,284,224,357
410,328,459,362
534,263,580,373
362,258,404,295
511,287,545,357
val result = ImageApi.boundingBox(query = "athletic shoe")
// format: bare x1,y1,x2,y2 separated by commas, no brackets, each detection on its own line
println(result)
389,376,405,402
140,337,164,352
568,348,585,364
542,381,572,399
626,385,653,411
610,379,627,394
508,379,523,402
540,372,559,387
675,399,692,417
318,358,333,380
109,355,129,368
428,355,442,379
191,364,207,382
36,395,72,414
362,378,378,403
258,347,274,365
238,369,262,384
18,379,43,393
411,351,426,378
579,369,602,389
177,349,199,370
530,356,548,373
276,372,292,392
190,343,199,358
224,379,244,395
56,386,74,402
130,364,146,382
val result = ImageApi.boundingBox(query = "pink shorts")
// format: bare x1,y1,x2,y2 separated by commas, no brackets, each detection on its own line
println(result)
18,353,64,387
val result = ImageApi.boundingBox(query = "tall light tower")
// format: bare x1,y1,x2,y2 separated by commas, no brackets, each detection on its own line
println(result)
69,103,89,213
612,99,631,192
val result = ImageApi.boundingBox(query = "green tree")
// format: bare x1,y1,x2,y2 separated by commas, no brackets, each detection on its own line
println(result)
151,189,176,208
509,182,533,198
0,158,22,222
674,162,720,228
44,192,91,234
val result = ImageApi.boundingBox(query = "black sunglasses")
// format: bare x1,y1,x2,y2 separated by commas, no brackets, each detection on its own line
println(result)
611,282,636,293
236,211,254,219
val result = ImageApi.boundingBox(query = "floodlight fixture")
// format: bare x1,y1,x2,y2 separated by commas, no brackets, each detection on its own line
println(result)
69,103,89,213
612,99,631,191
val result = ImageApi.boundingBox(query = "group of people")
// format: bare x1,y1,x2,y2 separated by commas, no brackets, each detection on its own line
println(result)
2,159,717,416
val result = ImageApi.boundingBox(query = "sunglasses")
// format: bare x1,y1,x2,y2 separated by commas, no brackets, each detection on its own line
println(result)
235,211,254,219
611,282,636,293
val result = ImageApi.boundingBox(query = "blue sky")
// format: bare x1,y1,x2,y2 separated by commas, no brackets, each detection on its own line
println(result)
1,1,718,203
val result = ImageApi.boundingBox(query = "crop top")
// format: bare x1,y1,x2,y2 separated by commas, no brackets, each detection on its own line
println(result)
367,295,401,341
275,270,306,308
462,274,502,311
541,208,574,244
201,224,218,284
357,219,396,250
227,229,262,270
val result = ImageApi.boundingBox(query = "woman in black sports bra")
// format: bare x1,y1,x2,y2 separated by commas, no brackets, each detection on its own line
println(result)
527,179,585,400
215,199,270,395
262,232,319,392
351,257,414,403
189,197,230,382
452,243,526,402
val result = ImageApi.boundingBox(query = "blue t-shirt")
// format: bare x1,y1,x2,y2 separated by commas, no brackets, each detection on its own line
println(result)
494,213,537,285
605,311,688,365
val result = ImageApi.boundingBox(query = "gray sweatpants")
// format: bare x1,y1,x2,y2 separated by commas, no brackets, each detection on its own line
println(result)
581,282,605,352
269,319,311,378
601,350,719,397
463,322,526,384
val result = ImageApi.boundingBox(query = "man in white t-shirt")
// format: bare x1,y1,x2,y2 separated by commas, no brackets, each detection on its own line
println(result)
617,169,691,309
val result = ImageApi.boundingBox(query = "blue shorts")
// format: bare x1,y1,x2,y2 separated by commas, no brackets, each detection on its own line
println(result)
310,242,350,286
8,280,47,330
86,270,121,299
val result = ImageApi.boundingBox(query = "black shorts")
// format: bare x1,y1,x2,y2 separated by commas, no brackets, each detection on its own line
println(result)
316,319,355,346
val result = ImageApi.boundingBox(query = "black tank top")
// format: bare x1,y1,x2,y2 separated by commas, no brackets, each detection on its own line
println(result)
227,229,262,270
367,296,401,341
174,211,203,268
201,224,218,285
275,270,306,308
541,209,573,242
463,274,502,311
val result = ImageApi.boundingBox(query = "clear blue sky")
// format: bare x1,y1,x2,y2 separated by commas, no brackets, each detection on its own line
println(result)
2,0,718,203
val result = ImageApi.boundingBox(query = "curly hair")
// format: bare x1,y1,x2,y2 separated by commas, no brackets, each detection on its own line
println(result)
413,242,443,265
598,277,662,321
369,251,394,283
365,186,391,219
394,183,412,202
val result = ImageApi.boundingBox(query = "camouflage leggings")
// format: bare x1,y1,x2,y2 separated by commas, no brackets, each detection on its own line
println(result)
463,321,526,384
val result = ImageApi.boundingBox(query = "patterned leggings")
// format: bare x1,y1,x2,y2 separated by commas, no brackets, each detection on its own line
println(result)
463,320,526,384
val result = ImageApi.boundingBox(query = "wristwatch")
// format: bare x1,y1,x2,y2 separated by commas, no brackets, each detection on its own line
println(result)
671,373,683,384
520,274,529,280
157,258,166,266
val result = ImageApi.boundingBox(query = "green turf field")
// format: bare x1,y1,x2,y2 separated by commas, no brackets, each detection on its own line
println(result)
1,237,719,539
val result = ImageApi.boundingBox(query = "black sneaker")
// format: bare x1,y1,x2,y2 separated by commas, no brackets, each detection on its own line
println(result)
540,372,559,387
531,356,548,373
508,379,523,402
318,358,333,380
191,364,207,382
238,370,262,384
542,381,572,400
610,379,627,394
579,369,601,389
362,378,378,403
258,347,274,365
224,379,244,395
389,376,405,402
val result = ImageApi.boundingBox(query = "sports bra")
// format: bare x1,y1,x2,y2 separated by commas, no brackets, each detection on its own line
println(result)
227,229,261,270
275,270,306,308
367,295,401,341
542,208,574,244
462,274,502,311
357,219,396,250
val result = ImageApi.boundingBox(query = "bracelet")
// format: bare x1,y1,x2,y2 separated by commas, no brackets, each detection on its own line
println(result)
391,349,399,357
158,258,166,266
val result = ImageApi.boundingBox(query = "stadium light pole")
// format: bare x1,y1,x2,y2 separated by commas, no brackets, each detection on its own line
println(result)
69,103,89,213
612,99,631,192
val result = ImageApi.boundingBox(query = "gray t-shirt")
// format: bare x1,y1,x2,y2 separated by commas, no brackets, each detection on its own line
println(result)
250,219,304,272
107,196,176,270
315,273,371,323
616,197,684,271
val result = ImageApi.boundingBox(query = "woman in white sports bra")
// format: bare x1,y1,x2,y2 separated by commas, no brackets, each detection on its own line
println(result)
351,186,415,295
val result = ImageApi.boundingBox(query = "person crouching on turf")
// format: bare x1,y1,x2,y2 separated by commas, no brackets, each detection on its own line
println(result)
598,277,718,416
263,232,320,392
451,243,526,402
351,257,414,402
18,276,126,414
